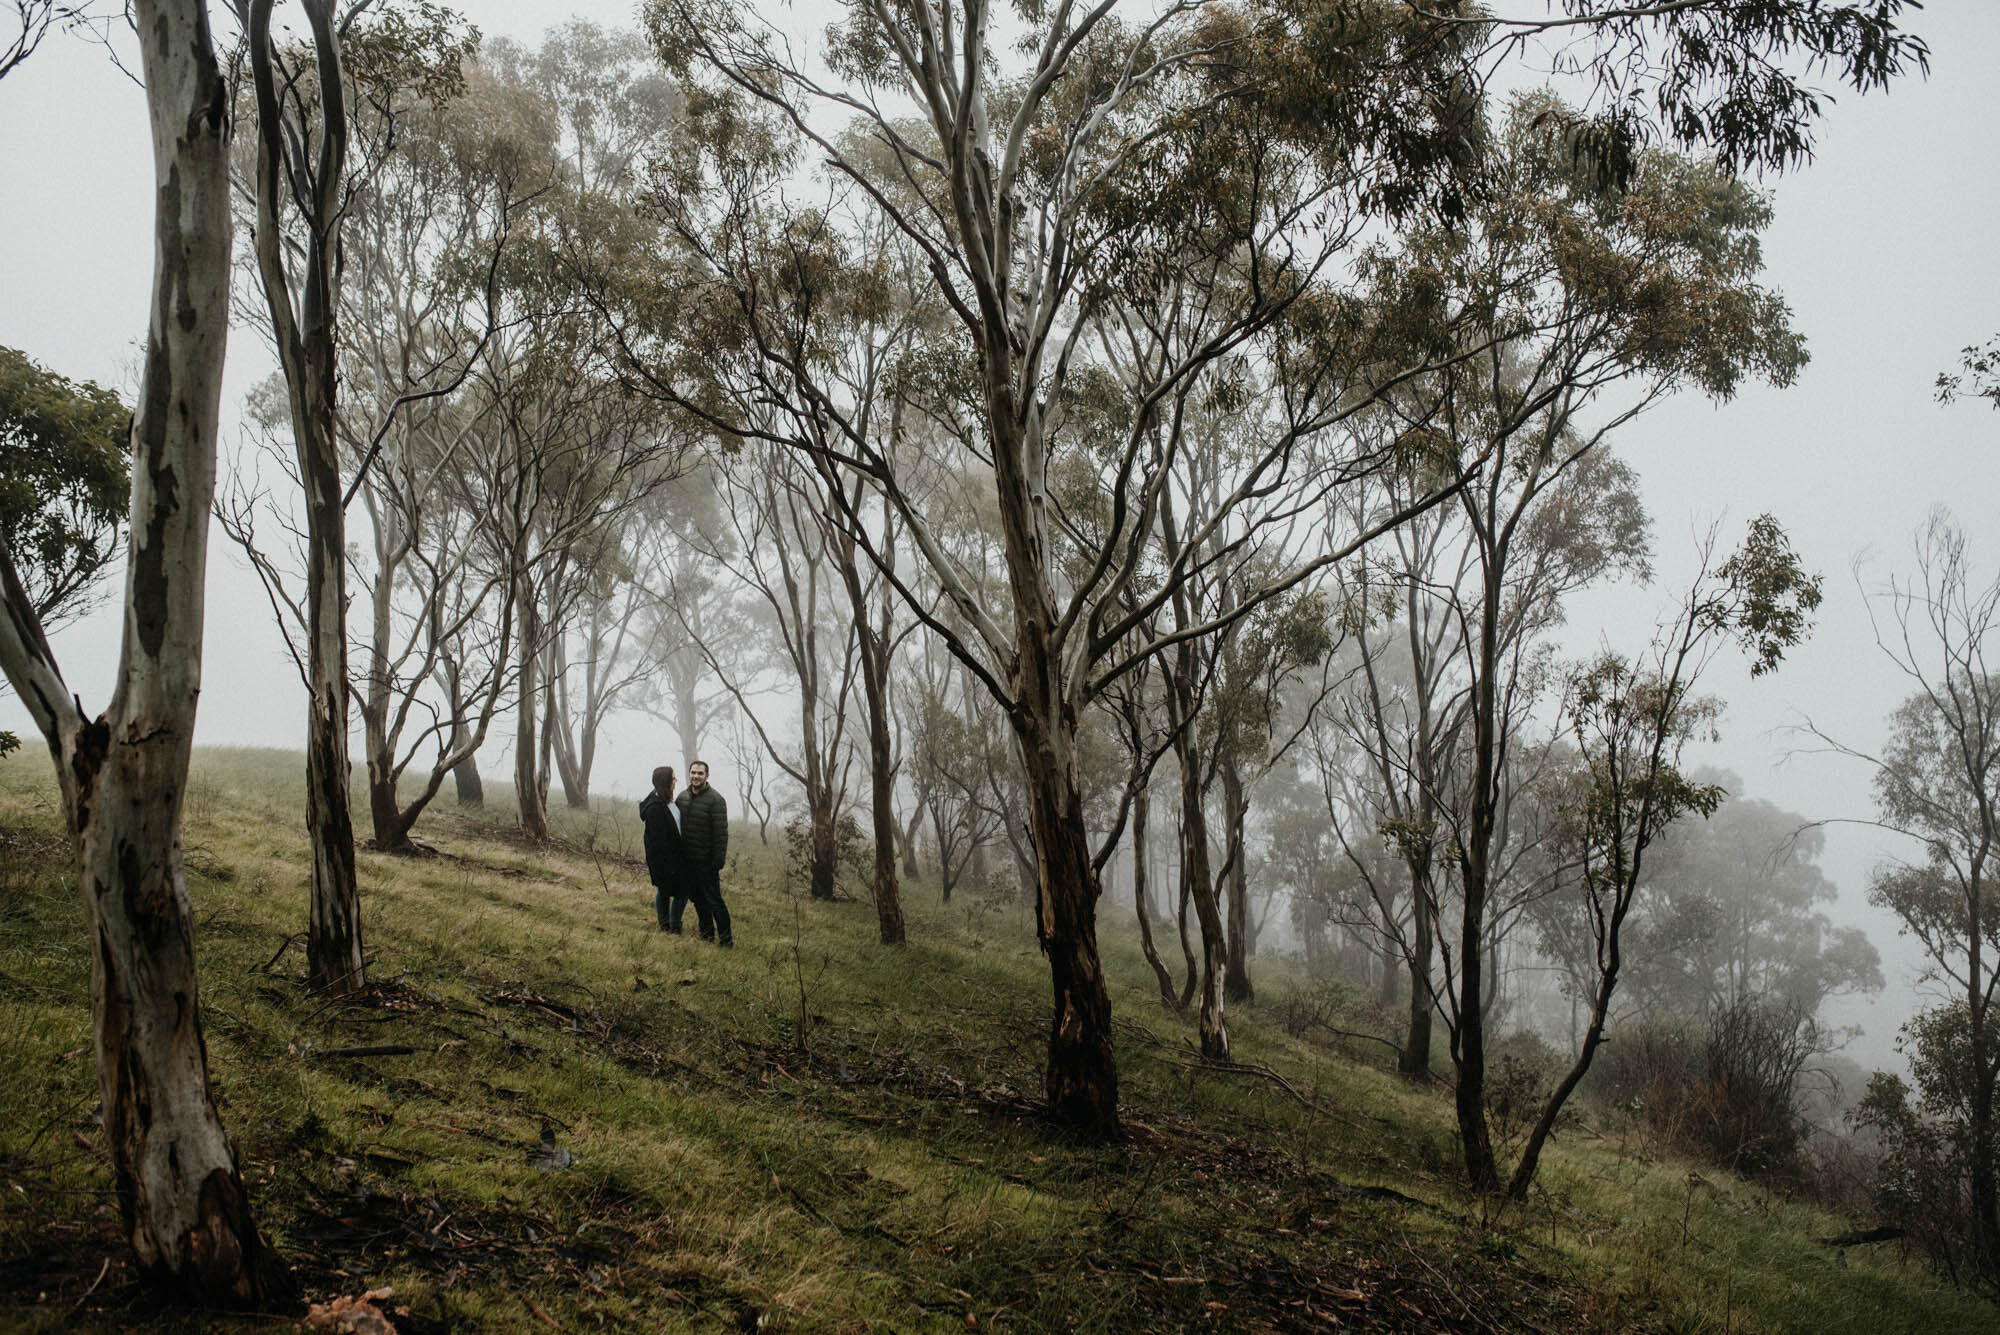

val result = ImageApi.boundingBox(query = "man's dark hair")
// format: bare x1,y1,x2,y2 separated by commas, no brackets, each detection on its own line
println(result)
689,760,709,774
653,765,676,792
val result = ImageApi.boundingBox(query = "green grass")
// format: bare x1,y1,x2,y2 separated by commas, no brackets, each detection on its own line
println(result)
0,747,1991,1333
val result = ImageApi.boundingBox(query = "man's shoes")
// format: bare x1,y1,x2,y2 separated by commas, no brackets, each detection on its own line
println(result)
716,936,734,949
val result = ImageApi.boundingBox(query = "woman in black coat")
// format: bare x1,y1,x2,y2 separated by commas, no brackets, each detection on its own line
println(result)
640,766,709,938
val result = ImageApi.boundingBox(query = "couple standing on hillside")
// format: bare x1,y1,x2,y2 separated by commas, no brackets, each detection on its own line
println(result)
639,761,732,947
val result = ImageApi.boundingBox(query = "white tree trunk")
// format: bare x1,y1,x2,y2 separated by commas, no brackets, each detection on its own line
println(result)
0,0,288,1304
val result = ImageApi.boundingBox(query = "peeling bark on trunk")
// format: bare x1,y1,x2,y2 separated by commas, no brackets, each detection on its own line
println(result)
1015,696,1119,1135
0,2,290,1302
245,0,363,1000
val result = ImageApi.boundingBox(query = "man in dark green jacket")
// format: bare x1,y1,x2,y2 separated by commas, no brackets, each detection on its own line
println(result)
675,760,732,946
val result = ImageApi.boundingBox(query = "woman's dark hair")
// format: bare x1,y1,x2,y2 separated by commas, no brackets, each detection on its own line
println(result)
652,765,676,793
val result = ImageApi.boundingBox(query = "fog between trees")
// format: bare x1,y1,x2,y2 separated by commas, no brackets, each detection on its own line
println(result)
3,0,1998,1308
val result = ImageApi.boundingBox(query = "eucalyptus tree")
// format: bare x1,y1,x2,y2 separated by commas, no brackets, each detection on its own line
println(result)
690,438,865,903
638,0,1923,1137
463,320,690,841
0,346,128,631
1813,513,2000,1273
548,561,654,808
1603,784,1882,1023
232,0,477,994
638,0,1497,1135
904,632,1011,900
0,0,290,1302
340,50,551,849
1489,518,1819,1198
1323,98,1810,1186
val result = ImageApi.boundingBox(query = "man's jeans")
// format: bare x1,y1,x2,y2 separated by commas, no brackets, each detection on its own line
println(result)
690,866,731,945
658,877,713,939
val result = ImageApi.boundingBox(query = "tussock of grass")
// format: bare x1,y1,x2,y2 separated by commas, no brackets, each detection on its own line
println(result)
0,748,1992,1333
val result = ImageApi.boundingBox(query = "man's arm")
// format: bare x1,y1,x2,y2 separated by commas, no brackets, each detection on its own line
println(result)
713,793,729,870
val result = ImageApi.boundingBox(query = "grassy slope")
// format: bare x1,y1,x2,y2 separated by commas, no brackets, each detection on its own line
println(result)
0,747,1989,1334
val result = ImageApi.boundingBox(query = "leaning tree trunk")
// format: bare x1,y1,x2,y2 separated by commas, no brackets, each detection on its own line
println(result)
549,637,590,810
441,657,485,805
0,4,290,1301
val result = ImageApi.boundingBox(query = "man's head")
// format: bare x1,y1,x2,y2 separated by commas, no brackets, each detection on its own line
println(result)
652,765,676,797
688,760,710,793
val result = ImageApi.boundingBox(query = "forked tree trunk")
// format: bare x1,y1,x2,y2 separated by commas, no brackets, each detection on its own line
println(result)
836,523,905,944
0,3,289,1301
550,637,590,810
1174,736,1229,1061
859,655,905,941
1163,628,1227,1058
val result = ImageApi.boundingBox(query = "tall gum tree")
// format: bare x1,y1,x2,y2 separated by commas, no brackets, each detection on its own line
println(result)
639,0,1495,1137
639,0,1926,1137
1811,513,2000,1272
237,0,365,998
0,0,290,1304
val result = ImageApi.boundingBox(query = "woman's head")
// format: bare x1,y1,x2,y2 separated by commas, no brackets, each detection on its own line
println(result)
652,765,676,796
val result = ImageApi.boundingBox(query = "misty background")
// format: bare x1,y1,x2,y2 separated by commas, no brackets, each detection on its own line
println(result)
3,0,1997,1076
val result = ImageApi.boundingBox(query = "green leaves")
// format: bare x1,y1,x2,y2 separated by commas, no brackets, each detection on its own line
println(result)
1937,336,2000,411
1710,513,1822,677
0,345,130,627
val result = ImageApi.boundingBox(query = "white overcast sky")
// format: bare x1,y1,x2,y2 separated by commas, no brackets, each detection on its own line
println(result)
2,2,1996,1070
